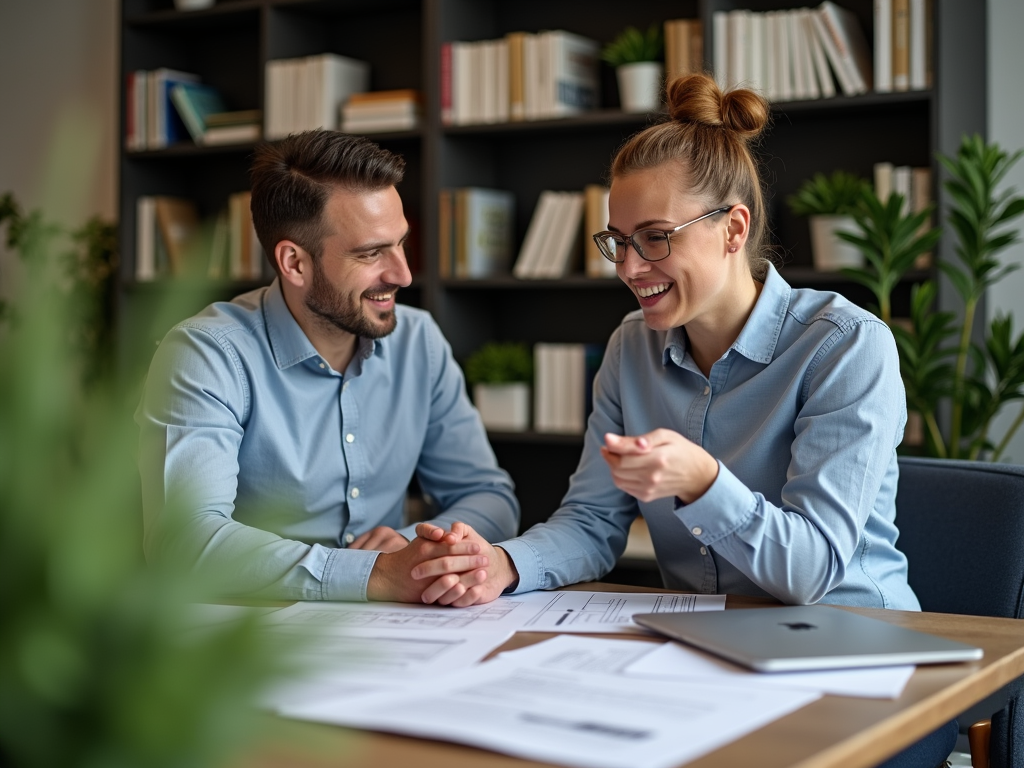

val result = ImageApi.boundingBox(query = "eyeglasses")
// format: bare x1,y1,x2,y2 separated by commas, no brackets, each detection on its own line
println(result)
591,206,733,263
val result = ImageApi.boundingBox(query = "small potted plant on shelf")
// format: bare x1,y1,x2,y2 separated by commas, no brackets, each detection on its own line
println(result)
786,170,873,271
464,341,533,432
601,24,664,113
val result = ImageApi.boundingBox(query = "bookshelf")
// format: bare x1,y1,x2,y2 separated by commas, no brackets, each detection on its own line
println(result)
117,0,986,537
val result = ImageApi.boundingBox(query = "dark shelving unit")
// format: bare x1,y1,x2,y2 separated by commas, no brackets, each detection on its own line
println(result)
118,0,986,541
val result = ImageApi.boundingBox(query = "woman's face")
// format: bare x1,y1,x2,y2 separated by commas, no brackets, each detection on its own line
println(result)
608,163,735,332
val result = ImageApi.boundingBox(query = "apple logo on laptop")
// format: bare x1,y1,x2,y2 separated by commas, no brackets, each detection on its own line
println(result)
779,622,818,631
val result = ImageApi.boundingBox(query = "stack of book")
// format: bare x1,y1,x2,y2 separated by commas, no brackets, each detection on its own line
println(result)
170,81,261,146
126,68,199,150
664,19,705,83
533,342,605,434
441,29,600,126
340,89,421,134
712,1,872,100
135,192,268,282
874,0,933,92
438,188,515,279
582,184,616,278
264,53,369,140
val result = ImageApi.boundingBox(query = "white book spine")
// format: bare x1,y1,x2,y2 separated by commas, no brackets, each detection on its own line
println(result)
764,14,779,100
748,12,766,96
713,11,729,90
811,9,857,96
874,161,895,202
727,10,748,89
514,191,558,278
909,0,926,90
777,11,793,101
797,10,820,99
788,11,809,99
805,9,837,98
496,38,510,123
135,196,156,281
874,0,893,92
893,165,912,214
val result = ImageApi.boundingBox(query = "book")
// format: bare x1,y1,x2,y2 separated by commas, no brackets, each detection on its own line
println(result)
813,1,872,96
874,0,893,92
154,197,200,276
438,188,453,278
874,161,895,201
506,31,527,121
892,0,910,91
533,342,595,434
440,42,453,125
584,184,616,278
776,10,794,101
341,90,421,133
713,11,729,90
789,10,811,99
205,109,262,127
265,53,369,139
544,30,600,118
169,81,227,143
909,0,928,90
148,68,200,148
533,192,584,278
804,8,837,98
202,123,261,145
453,188,515,278
513,190,561,278
136,196,157,281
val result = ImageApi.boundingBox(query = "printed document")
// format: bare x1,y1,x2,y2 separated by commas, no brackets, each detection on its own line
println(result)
280,637,819,768
265,589,725,636
625,638,916,698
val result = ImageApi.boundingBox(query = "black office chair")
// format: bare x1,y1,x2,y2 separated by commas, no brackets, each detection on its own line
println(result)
895,456,1024,768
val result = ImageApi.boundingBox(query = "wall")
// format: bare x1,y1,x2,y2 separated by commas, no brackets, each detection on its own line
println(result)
986,0,1024,462
0,0,118,307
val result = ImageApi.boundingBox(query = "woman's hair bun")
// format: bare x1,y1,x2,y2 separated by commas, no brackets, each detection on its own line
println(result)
666,73,769,141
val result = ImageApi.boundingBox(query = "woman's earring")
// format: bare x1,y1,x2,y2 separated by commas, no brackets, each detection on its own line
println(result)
727,245,738,253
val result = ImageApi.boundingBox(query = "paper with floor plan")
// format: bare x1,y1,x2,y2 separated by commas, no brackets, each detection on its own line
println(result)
265,590,725,636
279,644,820,768
625,638,916,698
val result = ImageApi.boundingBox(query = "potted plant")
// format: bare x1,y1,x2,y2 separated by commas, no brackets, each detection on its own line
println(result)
786,170,873,271
464,341,533,432
602,24,664,113
839,135,1024,460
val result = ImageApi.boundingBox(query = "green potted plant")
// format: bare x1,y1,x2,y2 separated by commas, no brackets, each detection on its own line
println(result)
602,24,664,113
464,341,533,432
839,135,1024,460
786,170,873,271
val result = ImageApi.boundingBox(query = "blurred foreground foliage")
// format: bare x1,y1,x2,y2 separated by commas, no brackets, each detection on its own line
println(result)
0,196,302,767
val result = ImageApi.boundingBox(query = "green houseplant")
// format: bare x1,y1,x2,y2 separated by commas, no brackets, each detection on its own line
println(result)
839,135,1024,460
0,194,305,767
464,341,533,432
602,24,664,113
786,170,873,271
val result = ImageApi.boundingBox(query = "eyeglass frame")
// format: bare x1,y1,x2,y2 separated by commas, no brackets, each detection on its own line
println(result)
591,205,734,264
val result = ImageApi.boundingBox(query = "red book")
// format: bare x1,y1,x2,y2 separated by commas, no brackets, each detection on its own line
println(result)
440,41,453,125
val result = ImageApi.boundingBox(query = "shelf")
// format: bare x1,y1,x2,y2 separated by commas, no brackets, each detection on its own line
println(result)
770,89,932,116
126,2,261,30
125,141,261,159
443,275,623,290
443,109,657,137
487,430,584,446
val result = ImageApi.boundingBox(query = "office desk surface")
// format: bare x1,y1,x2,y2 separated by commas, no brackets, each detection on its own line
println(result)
245,584,1024,768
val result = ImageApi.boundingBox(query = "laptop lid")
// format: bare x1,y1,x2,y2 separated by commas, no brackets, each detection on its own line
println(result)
632,605,983,672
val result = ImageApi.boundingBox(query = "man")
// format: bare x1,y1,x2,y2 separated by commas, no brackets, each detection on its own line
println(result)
136,129,517,602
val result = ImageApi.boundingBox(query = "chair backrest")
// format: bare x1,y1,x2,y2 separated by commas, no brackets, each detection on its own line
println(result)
896,456,1024,619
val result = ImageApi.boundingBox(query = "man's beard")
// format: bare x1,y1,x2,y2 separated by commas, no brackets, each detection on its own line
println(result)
304,256,398,339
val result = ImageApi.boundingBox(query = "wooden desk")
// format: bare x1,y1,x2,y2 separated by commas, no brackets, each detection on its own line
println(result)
251,584,1024,768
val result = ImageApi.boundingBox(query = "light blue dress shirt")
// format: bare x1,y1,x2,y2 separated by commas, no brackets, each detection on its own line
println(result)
136,280,519,601
501,264,920,610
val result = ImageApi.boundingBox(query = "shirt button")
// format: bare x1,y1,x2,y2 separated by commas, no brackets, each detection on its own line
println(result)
350,487,360,499
691,526,702,536
319,362,325,369
700,546,708,556
344,532,355,544
703,386,710,395
342,381,350,391
345,433,355,443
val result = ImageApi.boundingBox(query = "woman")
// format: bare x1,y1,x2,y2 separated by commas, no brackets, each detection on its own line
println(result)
413,73,953,765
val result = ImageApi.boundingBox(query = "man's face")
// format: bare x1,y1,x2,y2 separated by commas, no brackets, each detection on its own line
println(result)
304,185,412,339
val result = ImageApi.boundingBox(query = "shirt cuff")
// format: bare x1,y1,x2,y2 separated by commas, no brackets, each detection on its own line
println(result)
675,460,757,544
320,546,381,601
494,538,543,594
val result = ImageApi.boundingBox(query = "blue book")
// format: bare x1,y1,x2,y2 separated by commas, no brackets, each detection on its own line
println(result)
169,81,226,143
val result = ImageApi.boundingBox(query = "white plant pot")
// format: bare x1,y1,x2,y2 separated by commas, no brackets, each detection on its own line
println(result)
809,214,864,271
473,383,530,432
616,62,664,113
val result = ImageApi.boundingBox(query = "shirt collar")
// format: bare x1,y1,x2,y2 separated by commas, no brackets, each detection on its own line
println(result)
729,262,791,364
264,279,386,370
662,262,791,367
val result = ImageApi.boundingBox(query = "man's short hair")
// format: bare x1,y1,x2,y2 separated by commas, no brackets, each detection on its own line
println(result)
250,130,406,267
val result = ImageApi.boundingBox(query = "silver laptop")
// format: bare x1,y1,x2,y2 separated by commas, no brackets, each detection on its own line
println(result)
632,605,983,672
